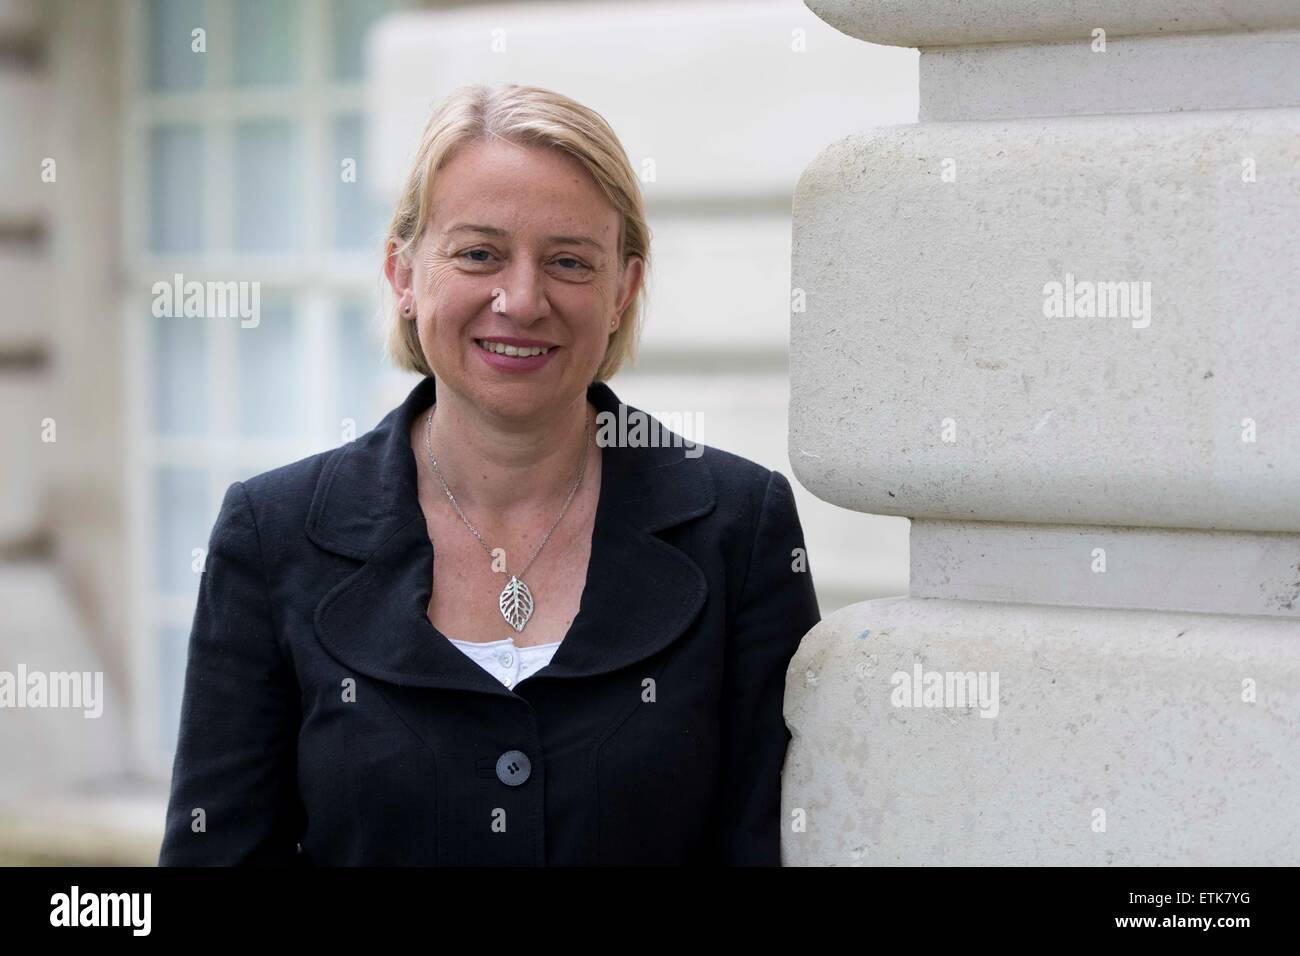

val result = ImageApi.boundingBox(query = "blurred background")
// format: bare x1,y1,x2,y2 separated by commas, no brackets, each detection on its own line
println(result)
0,0,915,863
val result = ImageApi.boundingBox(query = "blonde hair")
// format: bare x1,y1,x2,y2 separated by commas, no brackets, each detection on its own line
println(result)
383,83,650,383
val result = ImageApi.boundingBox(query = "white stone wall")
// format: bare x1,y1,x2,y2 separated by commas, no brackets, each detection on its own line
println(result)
785,0,1300,863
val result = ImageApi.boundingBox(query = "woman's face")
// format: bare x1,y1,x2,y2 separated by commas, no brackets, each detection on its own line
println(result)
388,138,643,424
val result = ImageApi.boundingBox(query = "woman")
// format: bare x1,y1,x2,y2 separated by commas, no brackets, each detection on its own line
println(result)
158,83,820,866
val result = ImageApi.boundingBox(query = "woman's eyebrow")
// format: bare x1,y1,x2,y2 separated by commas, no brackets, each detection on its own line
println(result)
445,223,606,252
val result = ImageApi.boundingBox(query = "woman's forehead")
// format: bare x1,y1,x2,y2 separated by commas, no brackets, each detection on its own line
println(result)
428,199,618,248
434,143,608,203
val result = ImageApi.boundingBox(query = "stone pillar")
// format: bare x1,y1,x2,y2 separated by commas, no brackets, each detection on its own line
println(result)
785,0,1300,864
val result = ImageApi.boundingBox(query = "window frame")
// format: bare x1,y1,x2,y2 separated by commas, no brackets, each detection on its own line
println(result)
121,0,402,777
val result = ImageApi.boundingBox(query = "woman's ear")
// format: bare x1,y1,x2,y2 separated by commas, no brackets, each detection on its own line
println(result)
612,254,645,332
385,240,415,317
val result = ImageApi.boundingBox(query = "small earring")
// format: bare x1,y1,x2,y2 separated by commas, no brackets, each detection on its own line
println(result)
403,303,412,316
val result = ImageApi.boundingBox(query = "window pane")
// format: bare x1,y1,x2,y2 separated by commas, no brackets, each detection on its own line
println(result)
147,0,207,91
153,466,211,596
331,113,386,250
237,297,300,437
152,313,209,435
148,125,204,253
234,0,298,87
158,624,190,754
234,120,298,252
331,0,399,81
338,302,383,436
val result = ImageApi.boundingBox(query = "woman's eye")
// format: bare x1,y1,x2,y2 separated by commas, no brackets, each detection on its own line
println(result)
458,250,587,272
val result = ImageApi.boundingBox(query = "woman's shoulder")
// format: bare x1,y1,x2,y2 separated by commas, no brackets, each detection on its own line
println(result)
641,427,795,532
598,386,784,509
227,444,349,543
698,444,806,537
693,442,775,497
240,444,341,500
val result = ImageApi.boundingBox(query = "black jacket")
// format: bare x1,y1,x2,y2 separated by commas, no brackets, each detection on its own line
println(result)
158,375,821,866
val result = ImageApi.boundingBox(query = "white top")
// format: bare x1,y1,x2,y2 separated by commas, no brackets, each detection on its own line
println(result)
446,635,562,689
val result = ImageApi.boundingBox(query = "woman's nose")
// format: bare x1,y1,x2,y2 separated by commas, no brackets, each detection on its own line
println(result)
496,261,551,323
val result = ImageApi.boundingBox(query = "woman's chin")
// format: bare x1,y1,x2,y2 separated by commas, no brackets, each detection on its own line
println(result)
461,377,580,421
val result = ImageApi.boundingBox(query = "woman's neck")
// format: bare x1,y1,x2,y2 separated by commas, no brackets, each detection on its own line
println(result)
410,382,596,521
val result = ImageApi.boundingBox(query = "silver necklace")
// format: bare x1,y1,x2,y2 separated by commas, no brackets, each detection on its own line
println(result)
423,404,591,633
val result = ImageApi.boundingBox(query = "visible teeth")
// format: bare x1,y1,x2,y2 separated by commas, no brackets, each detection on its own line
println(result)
476,339,552,357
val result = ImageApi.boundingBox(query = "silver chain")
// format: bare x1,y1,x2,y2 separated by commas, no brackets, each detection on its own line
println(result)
423,404,591,580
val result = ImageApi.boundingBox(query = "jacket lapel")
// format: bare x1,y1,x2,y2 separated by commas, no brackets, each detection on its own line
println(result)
310,375,714,697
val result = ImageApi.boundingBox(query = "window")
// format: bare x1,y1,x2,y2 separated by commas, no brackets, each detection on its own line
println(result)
125,0,406,770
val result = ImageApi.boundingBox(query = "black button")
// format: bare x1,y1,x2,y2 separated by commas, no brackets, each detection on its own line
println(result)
496,749,531,786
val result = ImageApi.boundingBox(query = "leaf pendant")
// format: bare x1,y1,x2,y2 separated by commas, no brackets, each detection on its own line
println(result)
499,575,534,632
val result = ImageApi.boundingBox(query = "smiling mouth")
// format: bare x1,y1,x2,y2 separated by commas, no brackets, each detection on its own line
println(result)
473,338,557,357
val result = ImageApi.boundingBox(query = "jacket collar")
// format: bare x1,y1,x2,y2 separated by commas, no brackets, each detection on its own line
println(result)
309,375,715,697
